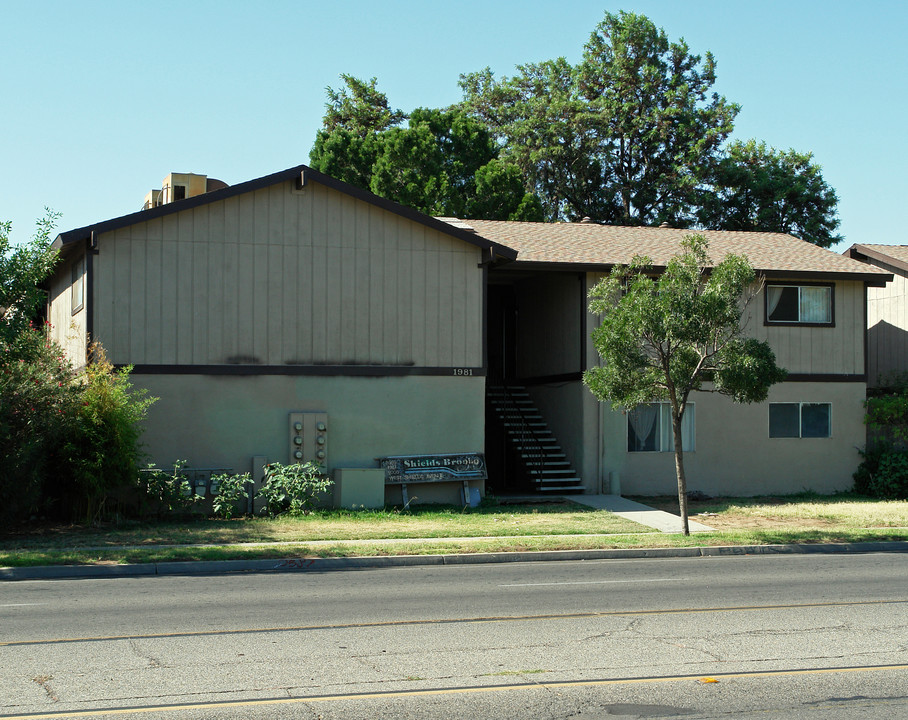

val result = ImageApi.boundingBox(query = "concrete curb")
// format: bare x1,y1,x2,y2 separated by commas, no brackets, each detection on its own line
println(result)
3,541,907,581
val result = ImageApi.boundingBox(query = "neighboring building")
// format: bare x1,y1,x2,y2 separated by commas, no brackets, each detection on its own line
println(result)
142,172,229,210
47,164,890,502
844,244,908,389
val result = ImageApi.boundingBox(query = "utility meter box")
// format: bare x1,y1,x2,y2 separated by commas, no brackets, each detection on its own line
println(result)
288,412,328,469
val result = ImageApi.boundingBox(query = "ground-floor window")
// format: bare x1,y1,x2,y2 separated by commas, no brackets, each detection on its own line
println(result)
627,402,695,452
769,402,831,438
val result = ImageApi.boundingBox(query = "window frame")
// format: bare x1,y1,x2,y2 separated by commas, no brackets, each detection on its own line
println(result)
71,255,85,315
627,402,695,453
768,402,832,439
764,282,835,327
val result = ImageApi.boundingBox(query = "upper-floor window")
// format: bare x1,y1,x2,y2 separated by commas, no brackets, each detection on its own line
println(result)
71,255,85,314
765,284,833,325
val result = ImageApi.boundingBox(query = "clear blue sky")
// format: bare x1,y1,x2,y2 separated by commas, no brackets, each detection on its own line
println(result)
2,0,906,251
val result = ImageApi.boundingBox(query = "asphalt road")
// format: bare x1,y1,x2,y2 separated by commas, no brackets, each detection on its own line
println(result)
1,553,906,719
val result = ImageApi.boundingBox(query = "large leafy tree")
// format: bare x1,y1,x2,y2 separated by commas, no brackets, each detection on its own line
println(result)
460,11,739,225
697,139,842,248
308,75,403,189
309,76,542,221
0,210,60,342
583,236,786,534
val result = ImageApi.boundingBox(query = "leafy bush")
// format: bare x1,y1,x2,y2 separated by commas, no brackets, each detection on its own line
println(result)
257,461,333,516
865,392,908,446
135,460,199,518
61,343,157,522
857,387,908,499
211,472,251,519
853,444,908,500
0,325,79,523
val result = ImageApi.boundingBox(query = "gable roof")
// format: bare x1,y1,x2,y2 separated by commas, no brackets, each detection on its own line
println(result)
447,219,891,284
52,164,517,262
845,244,908,276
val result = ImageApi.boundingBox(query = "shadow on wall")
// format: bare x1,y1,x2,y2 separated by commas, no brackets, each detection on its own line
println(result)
868,320,908,389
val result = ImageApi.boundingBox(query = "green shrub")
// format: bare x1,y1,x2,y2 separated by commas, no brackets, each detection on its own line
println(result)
211,472,251,519
62,344,157,522
257,461,333,516
853,443,908,500
0,332,75,521
135,460,199,518
0,325,79,523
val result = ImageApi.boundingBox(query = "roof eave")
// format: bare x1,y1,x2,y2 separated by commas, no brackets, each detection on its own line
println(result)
846,244,908,277
499,260,891,286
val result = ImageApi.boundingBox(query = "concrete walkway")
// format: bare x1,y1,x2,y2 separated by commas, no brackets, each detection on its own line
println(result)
566,494,714,533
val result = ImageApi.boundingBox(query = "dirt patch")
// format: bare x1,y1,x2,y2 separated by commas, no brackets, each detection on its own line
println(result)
689,513,838,530
631,496,844,530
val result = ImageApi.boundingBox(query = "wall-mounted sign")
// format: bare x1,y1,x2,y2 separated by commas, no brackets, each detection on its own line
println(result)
380,453,487,484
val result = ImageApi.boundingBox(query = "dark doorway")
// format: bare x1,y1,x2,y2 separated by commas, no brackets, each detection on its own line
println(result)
487,284,517,383
485,283,526,493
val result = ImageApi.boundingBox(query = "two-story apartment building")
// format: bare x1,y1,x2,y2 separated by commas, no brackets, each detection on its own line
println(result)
46,164,890,502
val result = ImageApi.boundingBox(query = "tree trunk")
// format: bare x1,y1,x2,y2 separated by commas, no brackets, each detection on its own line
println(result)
672,410,690,536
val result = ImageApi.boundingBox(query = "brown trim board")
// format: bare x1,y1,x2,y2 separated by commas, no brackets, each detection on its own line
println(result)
126,365,487,378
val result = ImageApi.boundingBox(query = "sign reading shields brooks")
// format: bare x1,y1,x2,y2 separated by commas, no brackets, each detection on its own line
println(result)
380,453,487,484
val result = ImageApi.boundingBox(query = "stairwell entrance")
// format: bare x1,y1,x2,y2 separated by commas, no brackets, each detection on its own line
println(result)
485,281,584,494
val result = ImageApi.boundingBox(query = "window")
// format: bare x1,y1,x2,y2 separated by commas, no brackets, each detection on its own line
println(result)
173,184,187,201
766,284,832,325
769,402,831,438
628,403,695,452
71,256,84,314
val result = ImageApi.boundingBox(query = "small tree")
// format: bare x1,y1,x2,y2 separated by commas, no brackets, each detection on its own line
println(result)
583,235,786,534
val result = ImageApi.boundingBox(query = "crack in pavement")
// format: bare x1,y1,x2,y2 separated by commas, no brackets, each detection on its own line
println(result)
128,638,163,668
31,674,58,703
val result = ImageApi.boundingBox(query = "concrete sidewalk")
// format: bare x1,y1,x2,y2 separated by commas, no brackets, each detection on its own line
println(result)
567,494,714,533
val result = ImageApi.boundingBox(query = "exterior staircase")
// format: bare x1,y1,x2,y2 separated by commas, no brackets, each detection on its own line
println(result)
487,384,584,493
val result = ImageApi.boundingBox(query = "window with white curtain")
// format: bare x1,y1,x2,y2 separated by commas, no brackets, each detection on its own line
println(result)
765,284,833,325
627,403,695,452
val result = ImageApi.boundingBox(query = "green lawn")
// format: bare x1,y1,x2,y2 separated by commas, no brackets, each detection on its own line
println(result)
1,494,905,568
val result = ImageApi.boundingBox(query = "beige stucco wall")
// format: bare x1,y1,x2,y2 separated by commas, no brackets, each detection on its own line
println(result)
90,179,484,369
589,381,865,496
865,261,908,386
47,250,88,369
134,373,486,505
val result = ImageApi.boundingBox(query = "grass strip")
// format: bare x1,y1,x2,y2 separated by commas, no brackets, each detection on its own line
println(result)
1,528,905,568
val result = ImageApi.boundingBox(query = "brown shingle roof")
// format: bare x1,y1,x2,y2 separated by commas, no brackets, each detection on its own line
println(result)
444,219,889,282
845,244,908,276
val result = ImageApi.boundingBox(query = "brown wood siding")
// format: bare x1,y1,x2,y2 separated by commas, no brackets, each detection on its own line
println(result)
582,275,865,379
752,279,864,376
47,251,88,367
91,180,483,368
